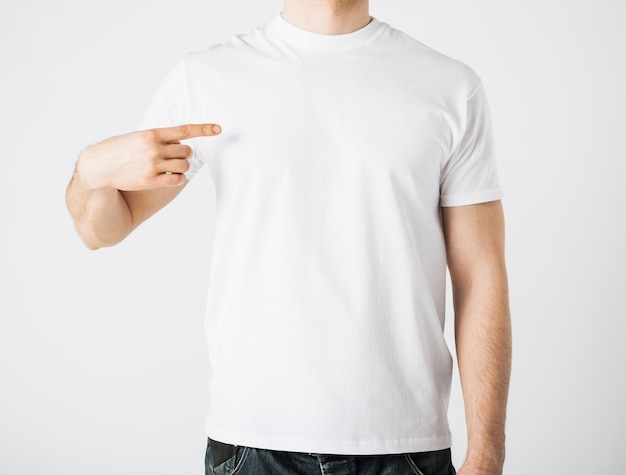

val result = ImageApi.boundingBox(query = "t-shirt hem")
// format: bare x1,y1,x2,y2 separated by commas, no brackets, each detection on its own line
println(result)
440,188,503,207
205,427,453,455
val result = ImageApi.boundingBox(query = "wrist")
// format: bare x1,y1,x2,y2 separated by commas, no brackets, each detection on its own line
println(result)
464,447,505,473
74,146,111,192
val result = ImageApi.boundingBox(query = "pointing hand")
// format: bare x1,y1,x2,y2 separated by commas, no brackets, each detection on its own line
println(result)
76,123,222,191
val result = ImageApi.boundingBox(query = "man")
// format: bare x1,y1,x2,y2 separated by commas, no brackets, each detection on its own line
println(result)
66,0,511,474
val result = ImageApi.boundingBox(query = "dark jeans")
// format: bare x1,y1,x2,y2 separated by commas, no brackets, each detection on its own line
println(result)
205,438,456,475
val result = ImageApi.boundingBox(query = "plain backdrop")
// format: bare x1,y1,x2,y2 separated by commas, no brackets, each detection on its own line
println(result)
1,0,625,474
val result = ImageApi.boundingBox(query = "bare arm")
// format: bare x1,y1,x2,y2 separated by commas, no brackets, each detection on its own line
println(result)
66,124,221,250
442,200,512,475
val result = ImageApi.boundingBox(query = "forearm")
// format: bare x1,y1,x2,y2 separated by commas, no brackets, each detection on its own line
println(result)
454,271,511,471
65,168,132,250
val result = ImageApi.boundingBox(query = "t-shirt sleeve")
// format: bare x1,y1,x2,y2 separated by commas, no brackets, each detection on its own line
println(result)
138,58,205,181
439,80,503,207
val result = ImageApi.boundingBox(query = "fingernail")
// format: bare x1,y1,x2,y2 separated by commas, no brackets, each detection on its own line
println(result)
212,124,222,134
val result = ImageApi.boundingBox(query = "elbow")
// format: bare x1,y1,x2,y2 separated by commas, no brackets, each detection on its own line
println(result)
76,231,104,250
83,240,102,251
80,233,124,251
74,226,121,250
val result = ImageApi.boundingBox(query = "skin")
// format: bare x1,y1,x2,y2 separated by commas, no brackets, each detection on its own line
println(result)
65,1,511,473
443,201,511,475
281,0,371,34
66,124,221,249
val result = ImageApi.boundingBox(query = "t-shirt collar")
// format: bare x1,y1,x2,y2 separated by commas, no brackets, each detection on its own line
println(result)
267,13,385,51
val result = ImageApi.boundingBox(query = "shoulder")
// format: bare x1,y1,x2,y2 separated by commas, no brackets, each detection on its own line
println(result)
181,23,270,69
377,20,482,94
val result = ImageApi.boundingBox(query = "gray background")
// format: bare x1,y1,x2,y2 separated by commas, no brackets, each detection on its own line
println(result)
1,0,625,473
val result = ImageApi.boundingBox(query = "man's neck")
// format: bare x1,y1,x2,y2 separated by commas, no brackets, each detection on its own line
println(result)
281,0,371,35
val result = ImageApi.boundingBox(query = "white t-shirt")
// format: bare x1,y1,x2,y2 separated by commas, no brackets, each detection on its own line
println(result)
140,14,502,455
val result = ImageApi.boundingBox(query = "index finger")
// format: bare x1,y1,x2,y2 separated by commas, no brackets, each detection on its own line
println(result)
155,123,222,142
